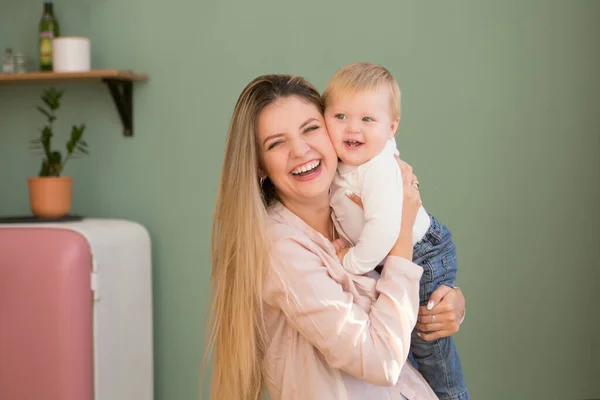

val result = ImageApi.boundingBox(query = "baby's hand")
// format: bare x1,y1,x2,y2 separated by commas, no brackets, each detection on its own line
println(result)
345,190,364,209
336,247,350,264
331,238,351,264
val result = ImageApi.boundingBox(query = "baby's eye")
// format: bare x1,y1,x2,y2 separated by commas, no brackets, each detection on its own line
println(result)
335,114,346,120
362,117,374,122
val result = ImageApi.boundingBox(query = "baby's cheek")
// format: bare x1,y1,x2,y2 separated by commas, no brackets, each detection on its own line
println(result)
334,143,346,158
326,125,342,142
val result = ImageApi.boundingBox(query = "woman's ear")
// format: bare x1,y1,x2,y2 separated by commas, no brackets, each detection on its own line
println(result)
257,167,266,179
257,168,267,185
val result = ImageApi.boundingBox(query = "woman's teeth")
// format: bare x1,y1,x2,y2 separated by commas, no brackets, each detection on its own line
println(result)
292,160,320,176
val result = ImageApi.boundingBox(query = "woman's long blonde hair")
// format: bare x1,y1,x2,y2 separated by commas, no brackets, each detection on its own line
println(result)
203,74,324,400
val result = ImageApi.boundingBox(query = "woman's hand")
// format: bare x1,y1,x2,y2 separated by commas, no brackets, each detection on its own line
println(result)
389,156,421,259
416,285,465,341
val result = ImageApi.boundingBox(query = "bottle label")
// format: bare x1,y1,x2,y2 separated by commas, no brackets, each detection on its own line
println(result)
40,35,53,65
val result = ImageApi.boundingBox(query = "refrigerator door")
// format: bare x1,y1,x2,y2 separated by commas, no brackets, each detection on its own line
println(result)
0,228,94,400
0,219,153,400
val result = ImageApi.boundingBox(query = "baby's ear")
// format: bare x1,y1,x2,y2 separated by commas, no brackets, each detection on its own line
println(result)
390,117,400,137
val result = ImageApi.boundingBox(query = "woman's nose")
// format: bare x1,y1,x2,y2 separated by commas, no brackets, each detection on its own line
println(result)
290,138,310,157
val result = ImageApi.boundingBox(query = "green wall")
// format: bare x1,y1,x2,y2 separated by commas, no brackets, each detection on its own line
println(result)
1,1,598,399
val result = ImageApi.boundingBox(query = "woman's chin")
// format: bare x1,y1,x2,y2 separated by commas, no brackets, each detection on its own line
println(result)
283,167,335,204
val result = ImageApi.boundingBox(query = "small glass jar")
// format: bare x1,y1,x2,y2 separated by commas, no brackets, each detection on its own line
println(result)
14,53,27,74
2,48,15,73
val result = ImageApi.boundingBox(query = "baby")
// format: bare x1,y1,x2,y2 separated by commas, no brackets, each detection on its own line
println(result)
324,62,469,400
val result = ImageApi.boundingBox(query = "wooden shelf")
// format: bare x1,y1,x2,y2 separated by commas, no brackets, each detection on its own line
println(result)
0,69,149,137
0,70,148,84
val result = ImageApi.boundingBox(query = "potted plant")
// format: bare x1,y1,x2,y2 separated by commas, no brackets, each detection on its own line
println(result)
28,87,88,219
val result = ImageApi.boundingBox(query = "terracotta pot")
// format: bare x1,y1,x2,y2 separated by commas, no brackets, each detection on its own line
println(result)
27,176,73,219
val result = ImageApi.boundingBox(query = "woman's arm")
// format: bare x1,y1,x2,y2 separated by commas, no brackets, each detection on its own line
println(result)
388,158,421,260
394,158,466,341
266,237,422,387
264,159,425,387
343,156,466,341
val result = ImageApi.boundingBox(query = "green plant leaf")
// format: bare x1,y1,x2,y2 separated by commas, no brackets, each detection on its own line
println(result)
41,126,53,142
41,87,64,111
66,124,87,155
50,151,62,164
32,87,89,176
36,105,56,122
76,146,89,155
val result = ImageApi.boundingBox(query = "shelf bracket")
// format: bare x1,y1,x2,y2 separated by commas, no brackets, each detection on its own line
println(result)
102,78,134,137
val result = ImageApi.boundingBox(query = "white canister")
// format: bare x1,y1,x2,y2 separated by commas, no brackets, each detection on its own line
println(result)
52,37,91,72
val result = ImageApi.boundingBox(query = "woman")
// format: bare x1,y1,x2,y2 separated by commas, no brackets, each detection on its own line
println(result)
205,74,465,399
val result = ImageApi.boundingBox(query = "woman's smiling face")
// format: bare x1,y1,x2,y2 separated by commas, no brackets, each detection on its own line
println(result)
256,95,338,207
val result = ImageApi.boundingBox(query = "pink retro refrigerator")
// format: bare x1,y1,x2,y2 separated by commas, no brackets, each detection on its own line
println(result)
0,218,154,400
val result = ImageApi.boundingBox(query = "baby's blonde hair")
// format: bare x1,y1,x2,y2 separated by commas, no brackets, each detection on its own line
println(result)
322,62,401,120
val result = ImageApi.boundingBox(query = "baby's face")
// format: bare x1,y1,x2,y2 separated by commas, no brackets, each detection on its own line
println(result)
324,87,399,166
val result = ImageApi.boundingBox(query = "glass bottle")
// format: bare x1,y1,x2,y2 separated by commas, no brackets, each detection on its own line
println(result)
39,1,60,72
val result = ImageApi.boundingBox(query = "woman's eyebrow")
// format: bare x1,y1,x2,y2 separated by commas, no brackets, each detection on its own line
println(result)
299,117,318,130
262,117,319,146
263,133,284,146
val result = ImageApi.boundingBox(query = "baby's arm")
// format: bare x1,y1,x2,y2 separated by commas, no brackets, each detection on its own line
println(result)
341,157,403,274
